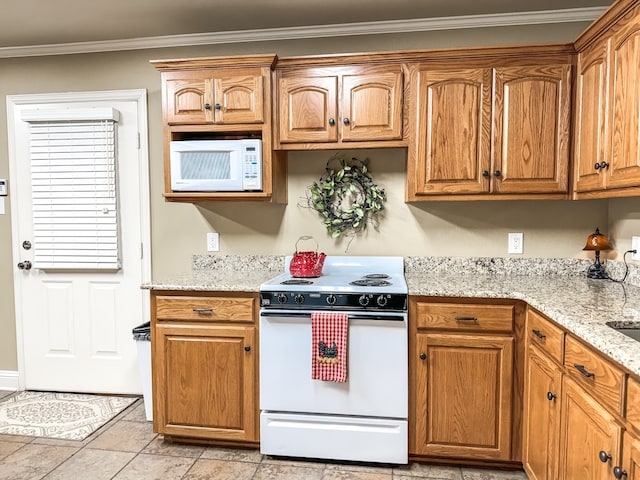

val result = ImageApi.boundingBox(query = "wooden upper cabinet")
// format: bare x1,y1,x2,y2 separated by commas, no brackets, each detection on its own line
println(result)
278,75,338,143
492,65,571,194
165,68,265,125
608,5,640,189
276,65,404,146
165,73,213,124
573,38,611,193
341,71,403,142
412,67,492,195
407,57,572,201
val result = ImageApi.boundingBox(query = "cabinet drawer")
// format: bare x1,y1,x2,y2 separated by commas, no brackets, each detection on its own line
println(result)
155,295,255,323
627,376,640,431
564,335,625,414
415,302,513,332
527,310,564,364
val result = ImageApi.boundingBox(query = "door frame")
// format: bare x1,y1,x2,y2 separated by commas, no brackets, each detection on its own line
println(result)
6,89,151,391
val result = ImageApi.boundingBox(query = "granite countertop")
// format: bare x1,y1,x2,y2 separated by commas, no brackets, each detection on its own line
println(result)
406,272,640,378
143,255,640,377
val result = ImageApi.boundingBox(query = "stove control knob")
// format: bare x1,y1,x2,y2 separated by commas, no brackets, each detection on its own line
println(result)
376,294,388,307
277,293,288,304
358,294,370,306
294,294,305,304
326,294,337,305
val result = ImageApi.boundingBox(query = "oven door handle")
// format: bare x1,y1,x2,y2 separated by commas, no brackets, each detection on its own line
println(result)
260,311,406,322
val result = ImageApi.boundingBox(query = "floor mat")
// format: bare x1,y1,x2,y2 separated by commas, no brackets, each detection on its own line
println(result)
0,391,137,440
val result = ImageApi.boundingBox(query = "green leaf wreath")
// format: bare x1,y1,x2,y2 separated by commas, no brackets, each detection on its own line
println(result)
305,154,386,240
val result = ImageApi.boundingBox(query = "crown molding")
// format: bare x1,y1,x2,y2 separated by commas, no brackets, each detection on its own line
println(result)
0,7,605,59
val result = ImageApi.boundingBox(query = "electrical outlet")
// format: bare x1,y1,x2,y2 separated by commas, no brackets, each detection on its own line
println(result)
207,233,219,252
632,236,640,261
508,232,524,254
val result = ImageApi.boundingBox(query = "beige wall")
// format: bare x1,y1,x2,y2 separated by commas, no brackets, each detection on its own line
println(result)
1,20,632,374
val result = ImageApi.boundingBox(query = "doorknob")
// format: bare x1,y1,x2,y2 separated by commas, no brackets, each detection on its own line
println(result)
17,260,32,270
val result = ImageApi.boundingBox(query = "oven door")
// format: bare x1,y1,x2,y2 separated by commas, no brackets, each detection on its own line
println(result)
259,308,407,419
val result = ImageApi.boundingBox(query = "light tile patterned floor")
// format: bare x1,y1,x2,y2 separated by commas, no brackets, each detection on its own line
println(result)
0,390,529,480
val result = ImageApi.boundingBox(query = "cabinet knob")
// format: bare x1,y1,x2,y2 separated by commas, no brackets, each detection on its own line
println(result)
244,345,251,352
482,170,490,177
598,450,612,463
599,161,609,170
214,103,222,110
204,103,211,110
419,353,427,360
613,467,628,478
343,118,350,125
546,391,556,401
494,170,502,177
328,118,336,126
594,162,601,170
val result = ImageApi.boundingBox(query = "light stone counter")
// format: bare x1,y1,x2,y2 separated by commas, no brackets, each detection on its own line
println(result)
406,272,640,377
143,254,640,377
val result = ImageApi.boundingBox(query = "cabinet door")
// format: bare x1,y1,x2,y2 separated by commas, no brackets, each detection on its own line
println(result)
341,71,403,142
412,68,492,195
414,332,513,460
278,75,338,143
492,65,571,194
522,346,562,480
608,6,640,189
558,377,622,480
165,74,214,125
622,432,640,480
153,323,257,442
213,71,264,124
573,39,611,193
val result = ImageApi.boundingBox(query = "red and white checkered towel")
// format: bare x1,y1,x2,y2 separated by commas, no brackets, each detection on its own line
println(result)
311,312,348,382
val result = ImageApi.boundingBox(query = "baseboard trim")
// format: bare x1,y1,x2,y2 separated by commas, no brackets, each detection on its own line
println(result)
0,370,19,391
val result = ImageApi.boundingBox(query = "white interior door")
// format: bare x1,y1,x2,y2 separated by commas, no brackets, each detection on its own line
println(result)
7,91,150,394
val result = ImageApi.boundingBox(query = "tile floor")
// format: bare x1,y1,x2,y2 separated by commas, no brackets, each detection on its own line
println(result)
0,391,529,480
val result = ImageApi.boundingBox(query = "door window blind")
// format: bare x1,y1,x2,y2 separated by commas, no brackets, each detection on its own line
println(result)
22,108,121,270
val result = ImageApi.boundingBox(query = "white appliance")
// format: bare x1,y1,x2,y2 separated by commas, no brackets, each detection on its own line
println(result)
259,256,408,464
169,139,262,192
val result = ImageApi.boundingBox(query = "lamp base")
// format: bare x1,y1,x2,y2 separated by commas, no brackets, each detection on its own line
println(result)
586,263,608,279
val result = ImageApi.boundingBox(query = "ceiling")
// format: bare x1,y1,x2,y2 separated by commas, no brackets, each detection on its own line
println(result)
2,0,614,52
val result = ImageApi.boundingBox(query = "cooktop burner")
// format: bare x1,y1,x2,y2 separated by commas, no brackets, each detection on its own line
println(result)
350,279,393,287
281,279,314,285
363,273,390,279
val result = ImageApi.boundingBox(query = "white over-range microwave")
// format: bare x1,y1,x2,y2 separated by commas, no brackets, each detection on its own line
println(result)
170,139,262,192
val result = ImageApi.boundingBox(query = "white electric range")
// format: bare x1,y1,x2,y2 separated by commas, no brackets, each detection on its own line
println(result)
259,256,408,464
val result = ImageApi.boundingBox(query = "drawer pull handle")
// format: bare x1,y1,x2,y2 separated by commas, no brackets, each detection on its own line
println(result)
193,308,213,314
546,391,556,401
574,364,595,379
598,450,612,463
532,329,546,340
455,316,477,321
613,467,628,478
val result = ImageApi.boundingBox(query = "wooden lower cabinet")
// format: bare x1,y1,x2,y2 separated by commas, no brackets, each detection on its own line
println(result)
413,332,514,460
621,432,640,479
558,377,623,479
151,292,258,443
522,345,562,480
